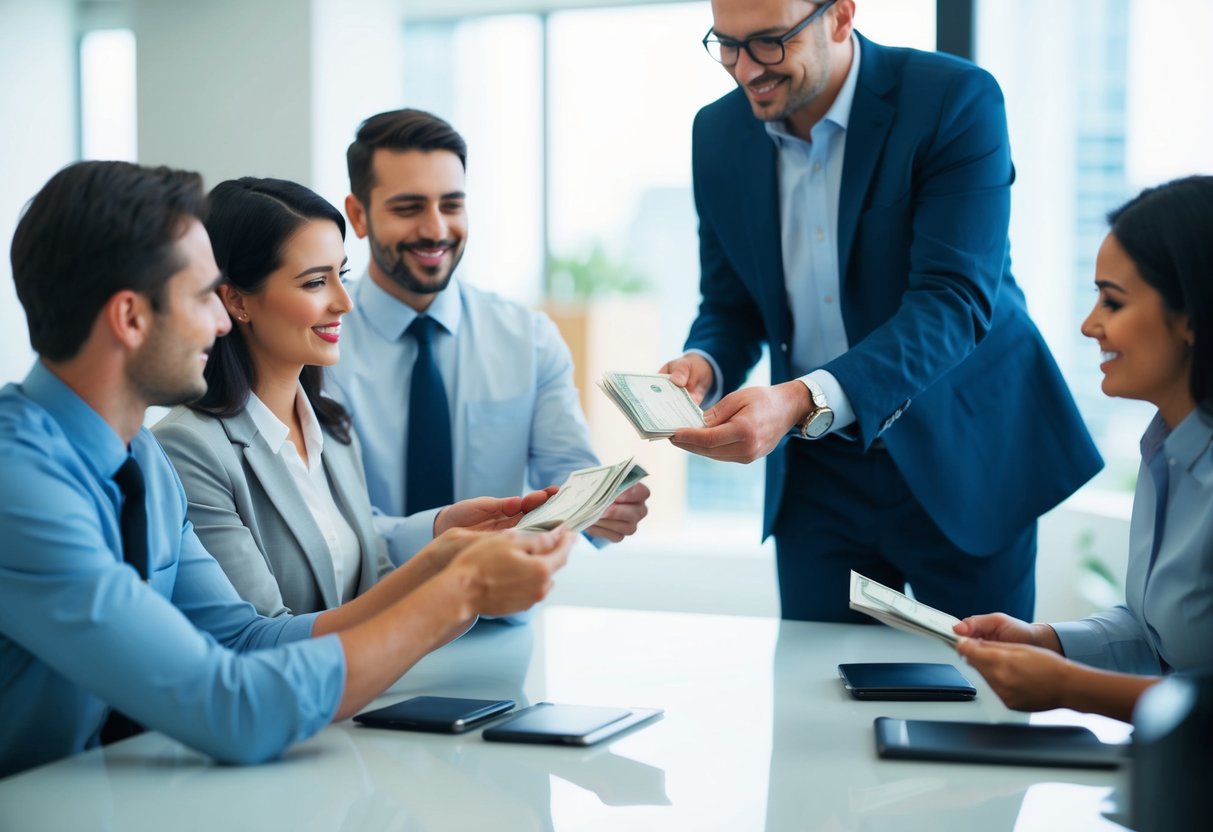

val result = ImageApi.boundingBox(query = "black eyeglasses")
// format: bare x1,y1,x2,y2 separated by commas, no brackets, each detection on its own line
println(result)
702,0,837,67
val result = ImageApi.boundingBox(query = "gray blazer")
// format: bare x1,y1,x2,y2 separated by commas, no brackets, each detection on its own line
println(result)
153,405,394,616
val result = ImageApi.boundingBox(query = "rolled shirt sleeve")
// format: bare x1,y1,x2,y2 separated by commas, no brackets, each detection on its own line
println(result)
1052,605,1162,675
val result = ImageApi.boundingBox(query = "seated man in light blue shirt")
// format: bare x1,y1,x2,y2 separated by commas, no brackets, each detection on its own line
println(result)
0,160,572,779
329,109,651,563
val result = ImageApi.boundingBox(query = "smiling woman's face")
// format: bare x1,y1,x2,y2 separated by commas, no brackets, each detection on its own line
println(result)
1080,231,1195,427
224,219,352,380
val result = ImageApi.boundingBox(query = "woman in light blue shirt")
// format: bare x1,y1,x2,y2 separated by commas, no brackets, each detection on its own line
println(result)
955,176,1213,721
154,178,552,615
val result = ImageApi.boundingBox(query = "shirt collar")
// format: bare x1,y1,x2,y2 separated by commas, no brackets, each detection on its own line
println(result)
1143,407,1213,472
765,32,862,145
246,382,324,467
21,360,129,479
353,272,463,342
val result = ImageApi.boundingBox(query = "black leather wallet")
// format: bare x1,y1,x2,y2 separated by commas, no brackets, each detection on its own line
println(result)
838,662,977,701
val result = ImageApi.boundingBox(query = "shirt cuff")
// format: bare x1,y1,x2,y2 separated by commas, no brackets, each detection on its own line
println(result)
1051,619,1111,664
683,349,723,407
797,369,856,435
374,508,441,567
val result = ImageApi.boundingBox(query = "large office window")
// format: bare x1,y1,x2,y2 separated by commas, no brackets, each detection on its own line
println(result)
403,1,935,553
79,29,137,161
976,0,1213,493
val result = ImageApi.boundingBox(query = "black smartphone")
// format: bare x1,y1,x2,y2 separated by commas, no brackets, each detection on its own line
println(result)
482,702,663,746
838,662,977,701
353,696,516,734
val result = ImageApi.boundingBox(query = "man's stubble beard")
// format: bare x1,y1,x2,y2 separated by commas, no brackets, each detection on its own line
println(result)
750,27,832,123
127,320,209,408
366,215,464,297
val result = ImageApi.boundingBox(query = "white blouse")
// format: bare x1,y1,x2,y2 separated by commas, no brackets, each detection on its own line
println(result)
246,385,361,603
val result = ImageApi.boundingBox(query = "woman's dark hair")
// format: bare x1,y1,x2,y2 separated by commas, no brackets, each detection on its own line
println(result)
11,161,206,361
193,177,352,443
1108,175,1213,413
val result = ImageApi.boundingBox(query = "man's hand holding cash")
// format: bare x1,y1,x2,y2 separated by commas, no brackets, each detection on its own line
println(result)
517,458,649,536
598,372,705,440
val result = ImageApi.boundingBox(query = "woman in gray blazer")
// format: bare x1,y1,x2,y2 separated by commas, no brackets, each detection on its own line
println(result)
155,178,549,615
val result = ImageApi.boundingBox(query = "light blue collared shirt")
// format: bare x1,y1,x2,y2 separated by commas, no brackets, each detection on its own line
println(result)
768,34,861,432
1053,408,1213,675
693,36,862,432
327,276,601,561
0,362,345,778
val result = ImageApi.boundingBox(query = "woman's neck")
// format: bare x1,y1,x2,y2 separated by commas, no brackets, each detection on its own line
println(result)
1156,392,1197,432
250,358,309,465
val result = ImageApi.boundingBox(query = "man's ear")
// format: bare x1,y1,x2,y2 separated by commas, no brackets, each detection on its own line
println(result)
831,0,856,44
217,283,248,323
103,289,154,350
345,193,370,240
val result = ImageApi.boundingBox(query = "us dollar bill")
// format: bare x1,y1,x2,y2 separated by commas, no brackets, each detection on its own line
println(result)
849,571,961,647
598,371,705,440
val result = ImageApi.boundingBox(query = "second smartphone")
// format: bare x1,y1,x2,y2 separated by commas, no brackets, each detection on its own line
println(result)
353,695,516,734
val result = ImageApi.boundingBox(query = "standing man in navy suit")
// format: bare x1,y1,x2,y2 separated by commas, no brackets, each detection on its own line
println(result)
661,0,1103,621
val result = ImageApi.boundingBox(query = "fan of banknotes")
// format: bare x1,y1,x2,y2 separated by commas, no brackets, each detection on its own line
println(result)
598,371,705,440
517,457,649,534
848,571,961,647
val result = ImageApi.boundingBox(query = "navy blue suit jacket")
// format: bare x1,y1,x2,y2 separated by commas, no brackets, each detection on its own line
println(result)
685,34,1102,555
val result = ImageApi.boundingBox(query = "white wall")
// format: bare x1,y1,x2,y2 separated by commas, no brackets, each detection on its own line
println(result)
0,0,77,384
133,0,314,185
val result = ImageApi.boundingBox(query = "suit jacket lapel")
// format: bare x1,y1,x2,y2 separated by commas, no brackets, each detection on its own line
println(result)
737,116,793,350
838,34,896,285
223,410,340,608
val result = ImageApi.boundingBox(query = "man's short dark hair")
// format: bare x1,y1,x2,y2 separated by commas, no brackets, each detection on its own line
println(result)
10,160,208,361
346,109,468,206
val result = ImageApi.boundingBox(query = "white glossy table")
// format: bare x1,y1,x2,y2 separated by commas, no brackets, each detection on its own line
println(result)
0,606,1132,831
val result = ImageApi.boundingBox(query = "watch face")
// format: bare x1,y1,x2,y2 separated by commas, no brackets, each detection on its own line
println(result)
804,409,834,439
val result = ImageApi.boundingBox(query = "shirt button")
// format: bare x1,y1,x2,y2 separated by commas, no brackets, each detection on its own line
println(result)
813,162,822,173
781,343,789,352
816,227,825,241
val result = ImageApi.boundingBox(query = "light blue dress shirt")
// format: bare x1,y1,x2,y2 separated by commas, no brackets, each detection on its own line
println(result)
0,362,345,778
327,276,600,562
693,35,861,434
1054,408,1213,675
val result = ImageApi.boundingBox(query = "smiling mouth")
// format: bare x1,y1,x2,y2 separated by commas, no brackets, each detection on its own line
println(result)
747,76,785,96
313,323,341,343
405,245,450,267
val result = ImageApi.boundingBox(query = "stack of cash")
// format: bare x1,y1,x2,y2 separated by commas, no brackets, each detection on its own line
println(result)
518,457,649,534
848,571,961,647
598,371,705,440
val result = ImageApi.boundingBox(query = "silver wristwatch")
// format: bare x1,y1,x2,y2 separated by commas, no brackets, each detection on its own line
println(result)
798,378,835,439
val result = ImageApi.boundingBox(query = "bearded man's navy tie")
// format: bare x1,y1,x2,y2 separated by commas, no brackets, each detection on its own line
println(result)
405,315,454,513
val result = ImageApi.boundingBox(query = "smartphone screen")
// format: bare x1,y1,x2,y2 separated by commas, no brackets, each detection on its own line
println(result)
353,696,516,733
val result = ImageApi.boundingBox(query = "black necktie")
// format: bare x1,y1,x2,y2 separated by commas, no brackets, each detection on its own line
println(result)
113,456,149,581
101,456,149,745
406,315,454,514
